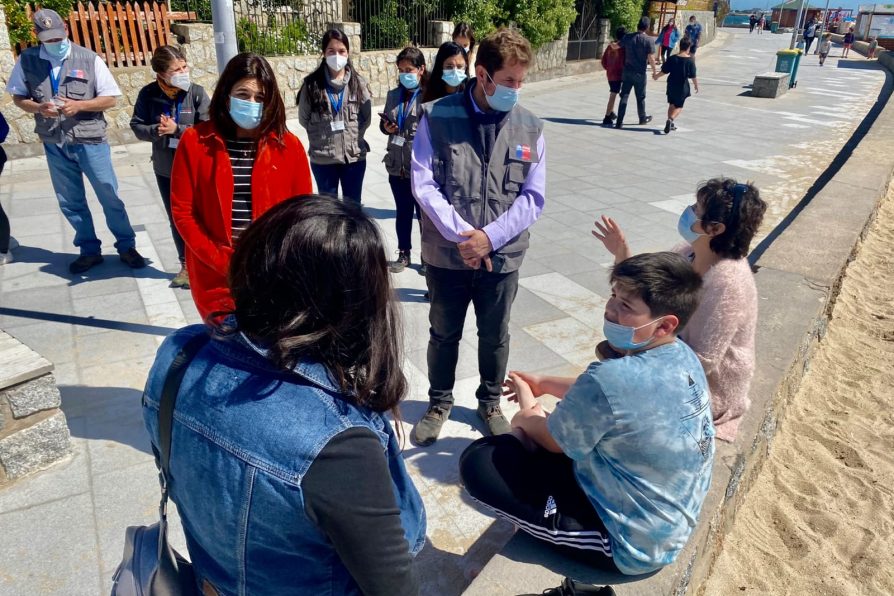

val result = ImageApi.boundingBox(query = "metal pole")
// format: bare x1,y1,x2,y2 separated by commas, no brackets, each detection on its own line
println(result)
790,0,807,48
210,0,239,74
814,0,831,52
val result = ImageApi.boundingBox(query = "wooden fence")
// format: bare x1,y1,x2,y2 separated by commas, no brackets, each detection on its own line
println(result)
16,2,197,68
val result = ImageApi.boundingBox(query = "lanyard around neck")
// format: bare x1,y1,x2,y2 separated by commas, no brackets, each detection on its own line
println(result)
396,88,420,131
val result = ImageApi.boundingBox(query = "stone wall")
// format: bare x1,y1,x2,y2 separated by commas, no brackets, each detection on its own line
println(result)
0,331,71,486
0,14,571,154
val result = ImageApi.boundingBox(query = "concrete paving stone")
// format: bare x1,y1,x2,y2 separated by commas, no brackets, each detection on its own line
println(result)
8,197,60,218
0,285,73,329
507,286,567,328
4,213,64,239
78,358,153,391
545,251,605,278
73,330,159,370
68,275,139,301
0,492,101,596
516,258,554,279
2,322,75,366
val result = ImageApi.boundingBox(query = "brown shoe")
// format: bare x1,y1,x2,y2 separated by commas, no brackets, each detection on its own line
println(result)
412,403,452,446
170,265,190,289
477,403,511,436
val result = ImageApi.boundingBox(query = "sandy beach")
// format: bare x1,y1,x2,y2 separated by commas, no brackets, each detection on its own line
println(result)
698,181,894,595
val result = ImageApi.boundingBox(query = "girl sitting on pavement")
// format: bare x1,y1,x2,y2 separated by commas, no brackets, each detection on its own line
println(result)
592,178,767,442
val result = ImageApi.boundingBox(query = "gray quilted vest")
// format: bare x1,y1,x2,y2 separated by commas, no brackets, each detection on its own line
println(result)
420,92,543,272
19,43,107,144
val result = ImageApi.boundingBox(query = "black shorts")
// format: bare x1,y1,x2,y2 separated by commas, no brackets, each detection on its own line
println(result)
668,94,688,108
608,80,622,93
459,434,619,569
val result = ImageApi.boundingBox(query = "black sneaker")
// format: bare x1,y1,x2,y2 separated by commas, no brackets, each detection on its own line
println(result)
389,250,411,273
69,254,104,274
418,257,427,276
412,403,452,446
601,116,613,126
664,119,673,134
477,403,511,436
119,248,147,269
608,111,617,121
614,121,623,129
639,115,653,125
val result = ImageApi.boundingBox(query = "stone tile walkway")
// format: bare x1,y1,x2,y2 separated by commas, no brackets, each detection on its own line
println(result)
0,29,885,595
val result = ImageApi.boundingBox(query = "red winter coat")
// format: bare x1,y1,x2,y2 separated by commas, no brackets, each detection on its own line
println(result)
171,121,313,320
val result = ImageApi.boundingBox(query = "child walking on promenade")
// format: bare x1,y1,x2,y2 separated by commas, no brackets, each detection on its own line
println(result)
843,27,855,58
653,38,698,134
818,33,832,66
600,27,626,126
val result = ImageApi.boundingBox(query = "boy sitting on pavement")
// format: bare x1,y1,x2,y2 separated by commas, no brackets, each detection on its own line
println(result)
460,252,716,575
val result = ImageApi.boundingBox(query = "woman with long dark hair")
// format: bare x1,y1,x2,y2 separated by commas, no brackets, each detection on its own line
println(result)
131,45,211,288
142,196,426,595
298,29,372,204
381,46,427,273
421,41,469,104
171,52,312,321
452,22,476,60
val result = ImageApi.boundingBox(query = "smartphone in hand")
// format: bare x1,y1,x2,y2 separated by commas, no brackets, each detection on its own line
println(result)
378,111,395,124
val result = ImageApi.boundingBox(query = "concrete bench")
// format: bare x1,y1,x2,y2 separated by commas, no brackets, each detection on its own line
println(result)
0,330,71,485
752,72,790,98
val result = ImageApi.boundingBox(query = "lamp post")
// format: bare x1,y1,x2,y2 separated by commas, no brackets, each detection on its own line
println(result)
814,0,832,52
210,0,239,74
790,0,807,48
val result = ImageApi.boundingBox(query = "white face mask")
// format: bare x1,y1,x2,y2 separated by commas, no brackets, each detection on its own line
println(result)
169,72,190,92
326,54,348,72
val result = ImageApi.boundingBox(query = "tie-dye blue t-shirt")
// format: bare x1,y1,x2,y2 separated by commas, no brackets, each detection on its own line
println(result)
547,340,715,575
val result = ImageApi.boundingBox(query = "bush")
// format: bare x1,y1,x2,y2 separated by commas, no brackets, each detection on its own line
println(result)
236,17,314,55
449,0,506,39
603,0,649,32
508,0,577,48
4,0,73,47
365,0,410,49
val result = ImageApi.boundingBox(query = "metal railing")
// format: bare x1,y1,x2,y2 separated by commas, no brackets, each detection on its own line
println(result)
350,0,451,50
232,0,331,55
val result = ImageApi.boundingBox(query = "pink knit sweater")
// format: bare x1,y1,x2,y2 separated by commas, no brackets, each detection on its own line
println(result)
677,247,758,442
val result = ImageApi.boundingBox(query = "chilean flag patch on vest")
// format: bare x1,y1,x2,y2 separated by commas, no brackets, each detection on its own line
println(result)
68,69,87,80
515,144,531,160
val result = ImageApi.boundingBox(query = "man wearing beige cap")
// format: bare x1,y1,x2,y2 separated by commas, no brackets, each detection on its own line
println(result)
6,9,146,274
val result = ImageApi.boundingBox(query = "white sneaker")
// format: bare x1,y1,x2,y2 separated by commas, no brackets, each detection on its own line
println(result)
0,251,12,265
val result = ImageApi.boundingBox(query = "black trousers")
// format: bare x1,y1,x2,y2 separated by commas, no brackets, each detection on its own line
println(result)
425,265,519,405
460,434,619,569
617,71,647,124
389,175,420,251
0,148,8,254
155,174,186,264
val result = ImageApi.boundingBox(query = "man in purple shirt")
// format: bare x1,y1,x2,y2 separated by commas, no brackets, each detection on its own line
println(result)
410,28,546,446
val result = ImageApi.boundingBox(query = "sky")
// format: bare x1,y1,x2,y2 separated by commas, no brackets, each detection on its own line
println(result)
730,0,866,10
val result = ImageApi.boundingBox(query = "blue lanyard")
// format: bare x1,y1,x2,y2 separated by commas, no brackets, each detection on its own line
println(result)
48,65,61,96
327,87,345,116
396,88,420,131
171,96,183,124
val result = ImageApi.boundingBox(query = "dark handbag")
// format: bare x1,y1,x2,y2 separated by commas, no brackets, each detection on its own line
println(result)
111,332,209,596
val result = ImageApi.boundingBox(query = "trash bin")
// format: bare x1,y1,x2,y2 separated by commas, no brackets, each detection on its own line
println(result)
775,49,803,88
790,48,803,88
770,21,779,33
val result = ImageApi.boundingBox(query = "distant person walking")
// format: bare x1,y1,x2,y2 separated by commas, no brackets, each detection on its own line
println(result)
657,21,680,64
749,14,757,33
653,38,699,134
600,26,626,126
818,33,832,65
757,15,765,34
685,15,703,55
842,27,855,57
803,18,818,54
615,17,658,129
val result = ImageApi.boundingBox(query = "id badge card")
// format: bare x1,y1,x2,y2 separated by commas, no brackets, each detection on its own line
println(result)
390,135,406,147
331,120,346,132
168,138,180,149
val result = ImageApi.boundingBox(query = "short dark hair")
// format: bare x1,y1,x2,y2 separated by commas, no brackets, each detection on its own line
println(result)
209,53,287,141
614,26,626,41
610,252,702,331
475,27,534,75
228,195,407,414
696,178,767,259
150,45,186,74
423,41,468,103
638,16,650,31
679,38,692,52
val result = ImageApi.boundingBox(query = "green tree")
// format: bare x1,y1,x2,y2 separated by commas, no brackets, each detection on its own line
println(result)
602,0,649,32
508,0,577,48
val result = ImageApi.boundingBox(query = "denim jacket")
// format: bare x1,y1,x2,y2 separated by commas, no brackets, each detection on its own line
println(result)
142,325,426,595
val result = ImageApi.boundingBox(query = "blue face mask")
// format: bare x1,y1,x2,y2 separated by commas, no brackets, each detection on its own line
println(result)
229,96,263,130
677,205,707,244
483,71,520,112
43,39,70,60
399,72,420,90
441,68,467,88
603,316,664,352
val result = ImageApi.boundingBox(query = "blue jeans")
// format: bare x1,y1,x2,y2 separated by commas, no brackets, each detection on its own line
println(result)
310,160,366,204
425,265,519,406
43,142,136,255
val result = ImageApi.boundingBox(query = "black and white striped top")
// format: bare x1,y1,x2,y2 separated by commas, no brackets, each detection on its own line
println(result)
226,139,257,241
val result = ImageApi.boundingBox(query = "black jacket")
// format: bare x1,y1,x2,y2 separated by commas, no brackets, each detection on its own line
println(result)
130,81,210,177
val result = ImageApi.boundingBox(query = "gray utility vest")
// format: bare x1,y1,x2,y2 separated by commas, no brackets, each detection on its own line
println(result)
20,44,107,144
382,86,422,178
299,71,369,166
421,93,543,272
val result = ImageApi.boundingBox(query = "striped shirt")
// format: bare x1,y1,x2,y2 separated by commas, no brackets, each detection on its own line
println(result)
226,138,257,241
